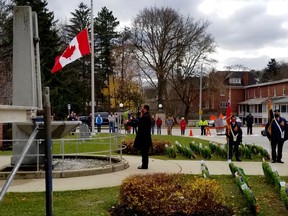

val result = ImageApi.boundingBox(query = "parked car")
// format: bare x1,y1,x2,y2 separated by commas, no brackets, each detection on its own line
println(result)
208,116,242,127
95,112,109,125
78,112,109,125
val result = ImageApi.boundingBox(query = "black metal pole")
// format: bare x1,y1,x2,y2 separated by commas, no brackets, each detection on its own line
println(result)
43,87,53,216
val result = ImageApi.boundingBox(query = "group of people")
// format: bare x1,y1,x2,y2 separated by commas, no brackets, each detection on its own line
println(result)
70,99,286,169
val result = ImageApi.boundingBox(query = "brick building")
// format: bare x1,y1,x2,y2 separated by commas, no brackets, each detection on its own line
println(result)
199,71,257,118
239,78,288,125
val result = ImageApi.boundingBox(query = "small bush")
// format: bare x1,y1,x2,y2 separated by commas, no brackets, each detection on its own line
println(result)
121,139,171,155
117,173,232,216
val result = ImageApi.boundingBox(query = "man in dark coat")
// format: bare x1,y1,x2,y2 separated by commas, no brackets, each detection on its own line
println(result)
265,109,286,163
128,104,152,169
245,113,254,135
226,115,243,161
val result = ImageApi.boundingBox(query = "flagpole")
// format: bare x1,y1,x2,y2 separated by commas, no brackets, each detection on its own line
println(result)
91,0,95,134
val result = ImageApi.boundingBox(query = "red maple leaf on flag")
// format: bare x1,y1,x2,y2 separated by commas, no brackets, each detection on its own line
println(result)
62,45,76,59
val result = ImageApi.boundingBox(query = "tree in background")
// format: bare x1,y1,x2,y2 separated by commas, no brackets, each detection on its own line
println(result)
94,6,119,111
167,23,217,119
111,27,143,111
13,0,63,117
262,58,280,82
131,6,212,111
57,2,91,116
0,0,13,105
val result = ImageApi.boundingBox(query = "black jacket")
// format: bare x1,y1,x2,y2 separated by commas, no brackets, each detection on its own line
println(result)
129,112,152,150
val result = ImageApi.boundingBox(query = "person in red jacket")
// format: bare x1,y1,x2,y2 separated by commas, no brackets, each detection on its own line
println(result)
179,117,187,136
156,116,162,135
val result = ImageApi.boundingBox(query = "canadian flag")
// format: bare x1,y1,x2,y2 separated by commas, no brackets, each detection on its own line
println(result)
51,29,90,73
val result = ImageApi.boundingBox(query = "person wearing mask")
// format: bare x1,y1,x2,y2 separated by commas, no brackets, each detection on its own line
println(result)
127,104,152,169
226,115,242,162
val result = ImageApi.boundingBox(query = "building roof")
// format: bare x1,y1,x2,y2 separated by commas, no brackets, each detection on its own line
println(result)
238,96,288,105
238,98,267,105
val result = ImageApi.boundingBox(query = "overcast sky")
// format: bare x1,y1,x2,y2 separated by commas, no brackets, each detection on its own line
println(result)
47,0,288,71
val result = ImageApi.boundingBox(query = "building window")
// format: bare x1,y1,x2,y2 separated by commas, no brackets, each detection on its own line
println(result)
220,101,228,108
283,85,286,96
274,86,276,96
220,89,225,96
254,89,256,98
229,78,241,84
260,88,262,98
281,105,287,113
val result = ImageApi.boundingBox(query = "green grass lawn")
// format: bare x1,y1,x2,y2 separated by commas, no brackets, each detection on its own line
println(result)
1,175,288,216
0,133,284,215
0,133,266,162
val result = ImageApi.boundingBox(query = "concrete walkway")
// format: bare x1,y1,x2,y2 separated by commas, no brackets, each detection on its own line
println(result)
0,127,287,192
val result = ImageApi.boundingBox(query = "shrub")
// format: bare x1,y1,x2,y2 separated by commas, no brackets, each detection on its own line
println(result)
121,139,171,155
229,162,259,215
118,173,232,216
262,161,288,209
165,145,177,158
175,141,196,159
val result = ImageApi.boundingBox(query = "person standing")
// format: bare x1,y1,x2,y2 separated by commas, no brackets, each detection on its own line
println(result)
246,113,254,135
95,114,103,133
179,117,187,136
198,118,205,135
265,107,286,163
151,115,155,135
87,113,92,132
128,104,152,169
166,115,174,135
156,116,162,135
108,112,116,133
226,115,242,162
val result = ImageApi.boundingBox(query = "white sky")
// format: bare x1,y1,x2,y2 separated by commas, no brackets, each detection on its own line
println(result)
47,0,288,71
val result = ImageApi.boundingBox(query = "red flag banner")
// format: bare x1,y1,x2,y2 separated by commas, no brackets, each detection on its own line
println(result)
226,102,232,135
266,98,274,136
51,29,90,73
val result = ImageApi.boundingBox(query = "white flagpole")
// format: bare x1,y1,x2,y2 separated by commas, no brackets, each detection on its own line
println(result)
91,0,95,134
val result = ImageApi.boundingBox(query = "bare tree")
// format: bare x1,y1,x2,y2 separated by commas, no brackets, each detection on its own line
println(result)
131,6,211,108
166,22,217,119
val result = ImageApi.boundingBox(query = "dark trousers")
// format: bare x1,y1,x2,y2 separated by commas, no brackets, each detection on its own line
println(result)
141,148,149,168
97,124,101,132
201,126,205,135
271,139,284,161
228,140,240,160
247,125,253,134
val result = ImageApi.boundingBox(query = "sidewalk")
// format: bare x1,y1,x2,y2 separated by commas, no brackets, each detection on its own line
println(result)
0,127,287,192
0,155,287,192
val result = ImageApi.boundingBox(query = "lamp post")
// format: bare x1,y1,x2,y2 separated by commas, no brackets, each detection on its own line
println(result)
199,63,203,121
158,103,163,112
119,103,124,133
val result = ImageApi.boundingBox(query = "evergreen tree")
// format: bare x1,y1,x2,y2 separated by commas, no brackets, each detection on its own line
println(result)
0,0,13,104
94,6,119,110
262,58,280,82
59,2,91,116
